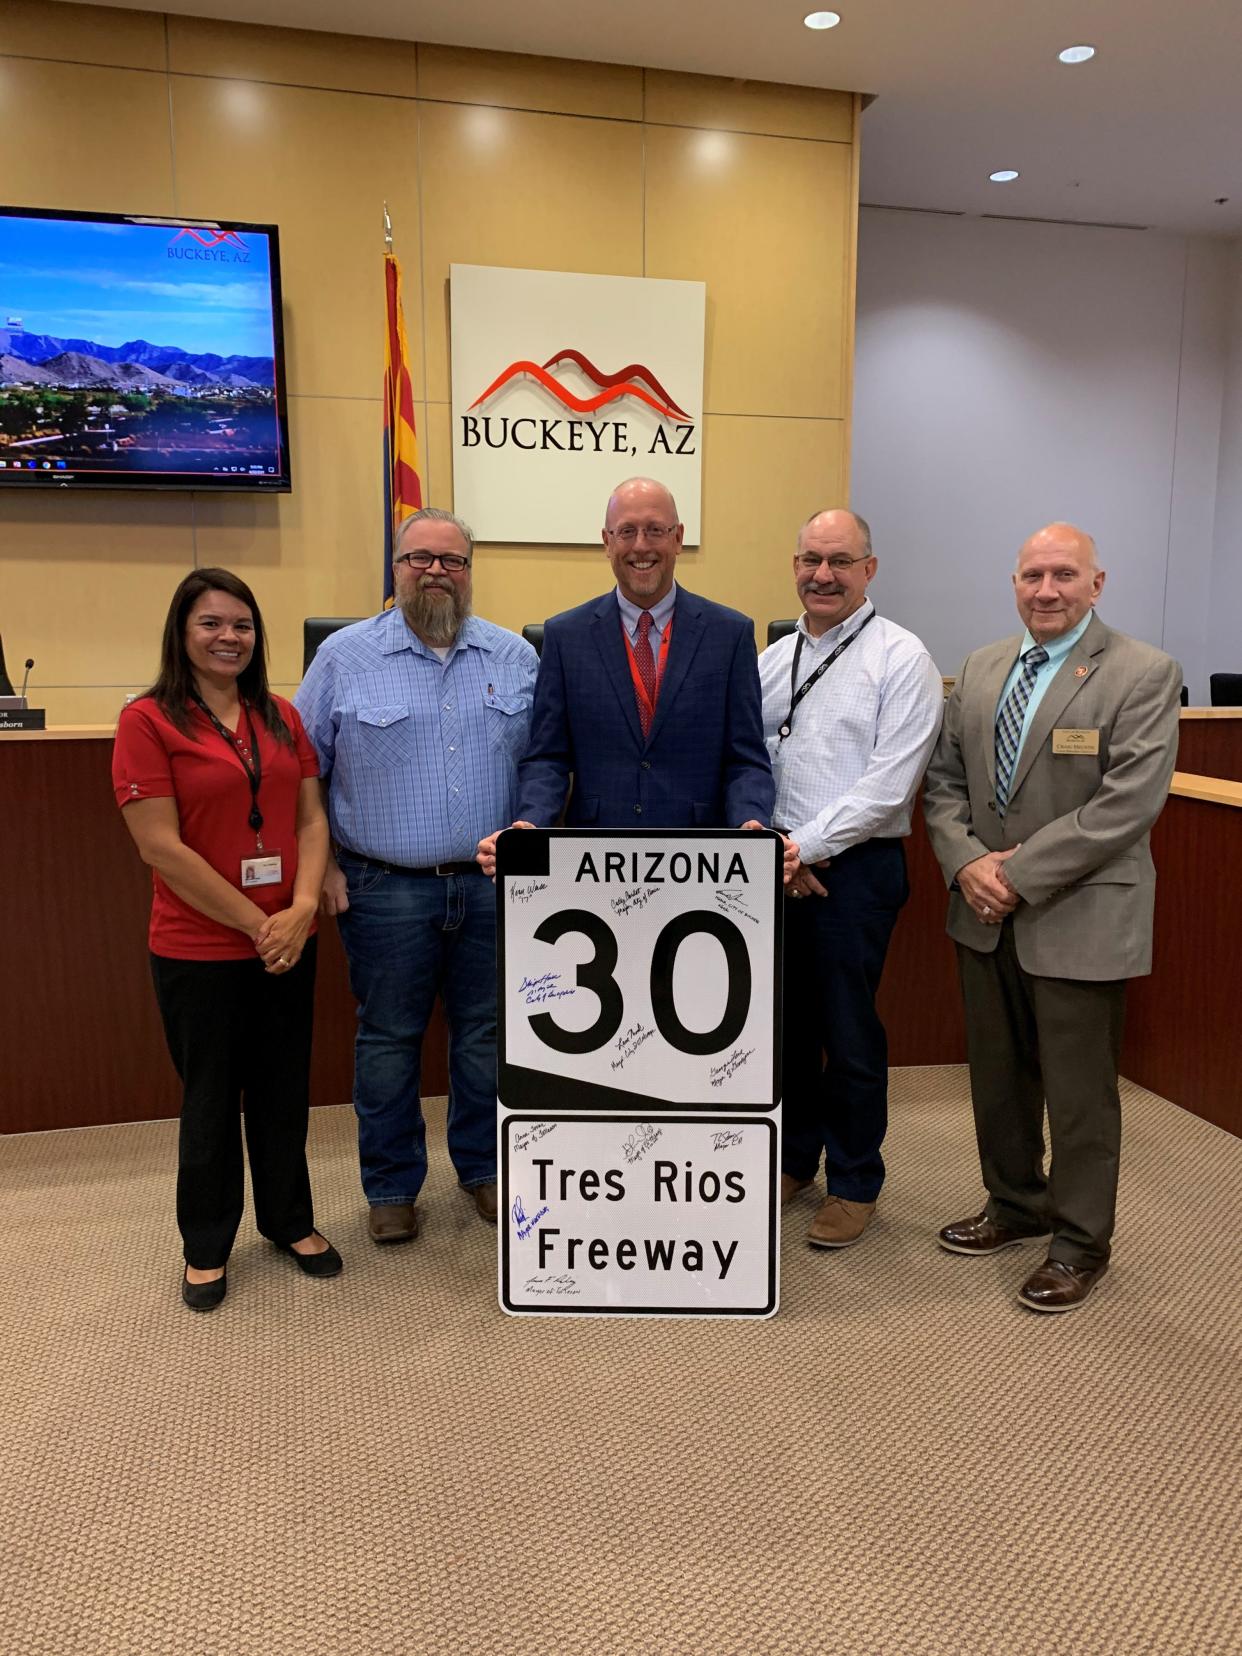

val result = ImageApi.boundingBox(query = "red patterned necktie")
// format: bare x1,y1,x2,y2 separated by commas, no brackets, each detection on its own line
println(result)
634,610,658,738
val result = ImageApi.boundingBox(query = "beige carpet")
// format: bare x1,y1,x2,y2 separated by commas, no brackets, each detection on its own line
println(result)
2,1067,1239,1656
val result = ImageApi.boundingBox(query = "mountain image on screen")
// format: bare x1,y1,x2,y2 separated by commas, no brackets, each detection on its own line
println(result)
0,332,274,390
0,207,290,490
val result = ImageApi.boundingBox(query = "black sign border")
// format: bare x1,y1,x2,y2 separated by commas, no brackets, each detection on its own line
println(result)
496,828,783,1114
500,1112,778,1317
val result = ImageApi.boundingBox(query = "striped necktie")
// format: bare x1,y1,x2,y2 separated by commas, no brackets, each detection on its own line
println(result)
633,610,658,738
995,645,1048,816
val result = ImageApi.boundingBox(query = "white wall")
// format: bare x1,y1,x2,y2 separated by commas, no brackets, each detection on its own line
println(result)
1206,243,1242,693
850,208,1238,699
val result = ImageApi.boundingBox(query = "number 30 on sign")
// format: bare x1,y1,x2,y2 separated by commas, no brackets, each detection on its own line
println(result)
496,830,782,1114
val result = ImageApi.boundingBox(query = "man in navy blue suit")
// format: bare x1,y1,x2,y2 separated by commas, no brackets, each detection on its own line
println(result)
477,477,773,867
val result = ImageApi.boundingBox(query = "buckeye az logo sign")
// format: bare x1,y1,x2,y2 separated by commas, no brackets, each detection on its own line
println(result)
450,264,705,546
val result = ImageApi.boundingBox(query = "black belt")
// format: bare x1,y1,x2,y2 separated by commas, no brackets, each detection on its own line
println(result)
342,850,482,878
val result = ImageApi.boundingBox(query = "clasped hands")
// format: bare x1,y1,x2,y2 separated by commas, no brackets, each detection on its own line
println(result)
253,896,316,973
957,847,1021,925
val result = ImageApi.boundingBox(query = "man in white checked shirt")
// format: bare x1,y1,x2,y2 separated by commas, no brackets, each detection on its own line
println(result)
923,524,1180,1312
296,508,538,1244
760,509,944,1250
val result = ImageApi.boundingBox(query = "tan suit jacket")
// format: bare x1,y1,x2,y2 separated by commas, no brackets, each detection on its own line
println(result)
923,614,1181,980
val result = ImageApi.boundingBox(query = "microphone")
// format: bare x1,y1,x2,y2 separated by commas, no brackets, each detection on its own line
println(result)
19,658,33,702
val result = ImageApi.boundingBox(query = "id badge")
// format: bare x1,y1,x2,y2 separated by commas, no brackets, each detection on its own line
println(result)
240,854,283,888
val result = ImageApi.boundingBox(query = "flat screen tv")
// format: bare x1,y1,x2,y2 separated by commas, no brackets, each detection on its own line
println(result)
0,205,291,491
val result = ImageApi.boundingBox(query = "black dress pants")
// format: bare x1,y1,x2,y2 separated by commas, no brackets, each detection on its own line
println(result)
151,939,318,1269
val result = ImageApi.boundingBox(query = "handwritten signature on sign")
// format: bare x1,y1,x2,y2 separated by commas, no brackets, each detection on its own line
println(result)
710,1130,745,1152
709,1047,756,1088
611,885,658,918
509,880,549,906
511,1121,557,1154
519,972,576,1006
715,888,758,925
621,1123,663,1165
512,1195,550,1241
522,1274,580,1296
611,1021,655,1072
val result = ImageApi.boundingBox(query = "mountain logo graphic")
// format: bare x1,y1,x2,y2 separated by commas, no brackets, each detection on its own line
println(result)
471,349,691,423
168,228,249,249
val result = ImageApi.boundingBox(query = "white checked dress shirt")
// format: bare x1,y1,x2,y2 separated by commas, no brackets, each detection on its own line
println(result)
758,599,945,864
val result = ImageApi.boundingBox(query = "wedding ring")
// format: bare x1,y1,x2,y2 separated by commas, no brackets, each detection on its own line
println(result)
981,905,992,916
278,956,291,966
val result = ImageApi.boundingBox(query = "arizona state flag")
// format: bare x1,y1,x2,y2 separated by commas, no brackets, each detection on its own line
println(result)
383,251,423,604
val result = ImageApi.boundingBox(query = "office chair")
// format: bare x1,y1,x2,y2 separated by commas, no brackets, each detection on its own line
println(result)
1209,673,1242,707
767,619,797,646
0,633,13,697
303,618,362,675
1180,685,1189,707
522,623,545,658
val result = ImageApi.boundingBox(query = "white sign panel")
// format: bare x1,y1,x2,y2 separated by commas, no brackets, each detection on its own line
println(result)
501,1115,777,1316
498,831,780,1114
496,830,783,1319
450,264,705,546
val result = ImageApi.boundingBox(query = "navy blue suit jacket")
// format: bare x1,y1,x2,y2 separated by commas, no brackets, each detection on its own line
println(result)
516,588,774,829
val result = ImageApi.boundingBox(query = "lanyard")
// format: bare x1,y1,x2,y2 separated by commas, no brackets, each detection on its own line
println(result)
191,694,265,842
777,609,877,742
621,612,673,725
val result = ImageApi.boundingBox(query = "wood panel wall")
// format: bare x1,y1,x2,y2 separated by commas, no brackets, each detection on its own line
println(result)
0,1,858,726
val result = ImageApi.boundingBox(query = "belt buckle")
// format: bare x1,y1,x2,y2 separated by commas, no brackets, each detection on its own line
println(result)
433,862,454,876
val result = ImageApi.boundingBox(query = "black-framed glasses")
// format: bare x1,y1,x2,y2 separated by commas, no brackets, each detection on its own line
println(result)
796,552,872,575
394,551,471,572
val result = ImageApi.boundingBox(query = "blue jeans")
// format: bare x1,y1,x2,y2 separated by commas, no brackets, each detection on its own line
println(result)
336,854,497,1203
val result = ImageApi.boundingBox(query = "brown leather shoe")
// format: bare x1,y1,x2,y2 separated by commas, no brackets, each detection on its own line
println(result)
780,1173,813,1205
463,1181,499,1223
367,1202,419,1244
808,1195,876,1249
1018,1257,1107,1313
937,1211,1050,1255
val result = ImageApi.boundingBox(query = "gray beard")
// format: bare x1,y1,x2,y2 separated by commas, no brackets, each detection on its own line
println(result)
401,581,471,647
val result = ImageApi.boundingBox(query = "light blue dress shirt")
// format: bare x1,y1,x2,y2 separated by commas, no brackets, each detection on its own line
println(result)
615,581,677,648
294,607,538,867
995,610,1094,765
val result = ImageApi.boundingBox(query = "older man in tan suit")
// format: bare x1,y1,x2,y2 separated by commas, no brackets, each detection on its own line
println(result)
923,523,1181,1312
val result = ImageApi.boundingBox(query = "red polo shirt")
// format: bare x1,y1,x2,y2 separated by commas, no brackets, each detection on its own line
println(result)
112,694,320,960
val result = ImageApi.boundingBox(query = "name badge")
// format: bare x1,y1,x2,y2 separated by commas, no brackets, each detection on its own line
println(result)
1052,728,1100,755
241,854,283,887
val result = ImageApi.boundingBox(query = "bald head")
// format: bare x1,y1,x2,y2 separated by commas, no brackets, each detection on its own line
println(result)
602,476,684,608
1013,521,1105,643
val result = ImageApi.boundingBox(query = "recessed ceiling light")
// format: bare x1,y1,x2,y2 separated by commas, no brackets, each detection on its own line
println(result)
989,169,1020,183
803,11,841,29
1058,44,1096,64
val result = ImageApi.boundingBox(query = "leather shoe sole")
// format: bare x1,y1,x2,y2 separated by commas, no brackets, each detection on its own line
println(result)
462,1181,499,1223
1018,1258,1107,1313
181,1267,226,1312
938,1211,1051,1256
368,1203,420,1244
274,1236,343,1277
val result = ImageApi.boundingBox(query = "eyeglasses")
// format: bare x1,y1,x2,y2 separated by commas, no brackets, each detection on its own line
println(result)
796,552,872,575
607,524,678,544
394,551,471,572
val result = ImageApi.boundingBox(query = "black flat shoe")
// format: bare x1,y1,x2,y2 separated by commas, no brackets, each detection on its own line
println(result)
274,1235,343,1278
182,1267,227,1311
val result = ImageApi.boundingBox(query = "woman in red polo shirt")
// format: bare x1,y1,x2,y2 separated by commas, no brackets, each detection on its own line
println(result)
113,567,341,1311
